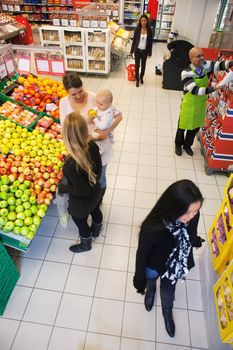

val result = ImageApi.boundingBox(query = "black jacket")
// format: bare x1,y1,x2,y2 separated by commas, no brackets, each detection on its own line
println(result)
134,212,202,291
130,26,153,56
58,142,102,218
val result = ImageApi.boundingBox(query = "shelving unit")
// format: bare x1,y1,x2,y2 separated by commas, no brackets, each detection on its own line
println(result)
155,0,176,41
85,28,110,74
123,0,142,31
39,26,63,47
62,27,86,72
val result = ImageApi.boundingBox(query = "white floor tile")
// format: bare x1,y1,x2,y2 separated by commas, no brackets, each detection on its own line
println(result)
3,286,32,320
36,261,70,291
202,198,221,216
118,162,138,176
112,189,135,207
16,257,43,287
157,156,176,168
156,306,190,346
156,343,191,350
95,269,127,300
128,248,136,273
48,327,86,350
20,235,51,260
106,161,119,174
122,142,140,153
0,318,20,350
72,242,103,268
189,310,208,349
157,280,187,309
176,169,197,182
45,238,74,264
55,294,92,330
198,183,221,199
23,288,62,325
115,175,137,191
133,207,150,226
12,322,52,350
130,226,140,248
175,158,194,170
122,302,156,341
196,171,217,185
120,337,155,350
138,164,156,178
37,216,58,237
157,166,177,180
139,143,156,155
186,280,203,311
120,152,139,164
109,205,133,225
102,188,113,205
138,153,156,166
88,298,124,335
125,272,143,303
54,219,79,240
134,192,157,209
157,179,174,194
65,265,98,296
136,177,156,193
85,333,120,350
203,214,215,233
187,256,200,281
100,245,129,271
105,223,131,246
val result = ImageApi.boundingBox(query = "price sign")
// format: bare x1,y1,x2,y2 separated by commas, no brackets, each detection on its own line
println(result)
61,18,69,27
50,59,65,76
17,57,31,74
35,58,50,75
0,57,7,79
3,52,15,77
53,18,60,26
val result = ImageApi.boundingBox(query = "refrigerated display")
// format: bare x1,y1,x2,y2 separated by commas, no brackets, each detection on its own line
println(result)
123,0,143,31
155,0,176,41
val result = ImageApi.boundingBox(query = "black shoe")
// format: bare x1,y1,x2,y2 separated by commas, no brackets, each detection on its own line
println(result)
162,308,175,337
175,145,182,156
136,80,139,87
140,76,144,84
144,278,157,311
69,237,92,253
183,145,193,156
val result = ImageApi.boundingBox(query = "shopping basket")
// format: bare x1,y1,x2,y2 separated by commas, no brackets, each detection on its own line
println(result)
124,55,136,81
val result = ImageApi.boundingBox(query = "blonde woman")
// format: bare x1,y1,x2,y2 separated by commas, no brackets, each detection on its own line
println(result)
58,112,102,253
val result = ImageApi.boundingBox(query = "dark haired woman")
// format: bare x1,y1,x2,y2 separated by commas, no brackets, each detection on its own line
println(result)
133,179,204,337
59,72,122,208
130,14,153,87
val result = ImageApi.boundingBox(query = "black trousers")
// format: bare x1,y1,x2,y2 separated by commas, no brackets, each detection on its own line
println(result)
72,204,103,238
160,277,176,309
135,48,147,81
175,127,200,147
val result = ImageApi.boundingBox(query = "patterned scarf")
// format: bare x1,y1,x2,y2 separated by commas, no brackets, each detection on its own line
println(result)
162,220,192,285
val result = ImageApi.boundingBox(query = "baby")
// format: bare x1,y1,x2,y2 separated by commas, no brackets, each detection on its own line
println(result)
88,89,114,142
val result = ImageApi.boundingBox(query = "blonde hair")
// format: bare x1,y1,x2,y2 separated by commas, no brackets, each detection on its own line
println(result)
62,112,96,185
96,89,113,104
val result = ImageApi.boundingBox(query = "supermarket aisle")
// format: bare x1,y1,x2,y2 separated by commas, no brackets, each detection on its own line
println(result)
0,43,228,350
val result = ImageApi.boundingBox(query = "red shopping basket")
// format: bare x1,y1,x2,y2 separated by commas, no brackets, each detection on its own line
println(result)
124,55,136,81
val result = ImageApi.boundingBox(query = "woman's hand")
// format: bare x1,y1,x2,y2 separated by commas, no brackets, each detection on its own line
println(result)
95,129,107,140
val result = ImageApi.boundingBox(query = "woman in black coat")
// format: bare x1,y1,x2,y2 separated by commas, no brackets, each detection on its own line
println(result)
58,112,102,253
134,180,204,337
130,14,153,87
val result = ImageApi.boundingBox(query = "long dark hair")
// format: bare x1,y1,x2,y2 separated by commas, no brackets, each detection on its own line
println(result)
138,14,150,30
63,72,83,91
141,180,203,232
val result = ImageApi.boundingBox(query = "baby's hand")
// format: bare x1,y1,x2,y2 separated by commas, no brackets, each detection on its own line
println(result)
88,109,97,118
91,131,100,140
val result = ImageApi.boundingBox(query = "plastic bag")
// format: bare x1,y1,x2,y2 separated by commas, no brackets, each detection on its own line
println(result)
54,192,70,228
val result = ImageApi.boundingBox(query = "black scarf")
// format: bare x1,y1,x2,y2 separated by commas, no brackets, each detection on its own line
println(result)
162,220,192,285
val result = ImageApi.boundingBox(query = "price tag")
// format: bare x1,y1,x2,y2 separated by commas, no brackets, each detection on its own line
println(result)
50,59,65,76
106,10,111,15
61,18,69,27
8,4,14,11
53,18,60,26
2,4,7,10
100,20,107,28
70,19,77,27
82,19,90,28
0,57,7,79
91,19,98,28
3,53,15,77
15,4,20,11
35,58,50,75
17,57,31,74
113,10,119,16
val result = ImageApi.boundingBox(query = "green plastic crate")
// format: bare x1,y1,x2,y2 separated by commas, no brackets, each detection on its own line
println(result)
0,242,20,315
0,93,43,131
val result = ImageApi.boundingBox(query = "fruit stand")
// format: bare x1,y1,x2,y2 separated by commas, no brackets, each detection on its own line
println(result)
0,52,68,251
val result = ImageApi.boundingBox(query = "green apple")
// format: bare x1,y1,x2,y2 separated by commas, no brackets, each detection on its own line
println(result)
1,175,10,185
0,216,7,228
7,197,16,206
25,232,34,240
20,226,29,236
0,208,9,217
0,192,8,200
15,218,23,227
13,226,21,235
23,202,31,210
24,189,31,196
1,184,9,192
19,184,27,191
24,217,33,226
8,212,17,221
21,194,29,203
33,215,41,226
24,180,31,188
2,221,14,232
15,198,22,206
37,209,46,218
15,190,23,198
13,180,21,187
9,205,16,212
16,212,25,220
0,200,8,208
16,205,24,213
29,196,37,204
38,204,48,212
24,209,32,217
9,184,18,193
29,223,38,233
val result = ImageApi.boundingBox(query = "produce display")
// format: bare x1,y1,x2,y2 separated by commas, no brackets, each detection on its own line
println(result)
11,75,67,118
35,116,62,141
0,118,66,245
0,101,38,128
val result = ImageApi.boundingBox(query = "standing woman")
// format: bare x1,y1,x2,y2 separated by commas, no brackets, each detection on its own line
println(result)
58,112,103,253
130,14,153,87
133,180,204,337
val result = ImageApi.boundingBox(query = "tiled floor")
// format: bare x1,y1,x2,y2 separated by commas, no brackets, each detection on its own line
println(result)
1,43,229,350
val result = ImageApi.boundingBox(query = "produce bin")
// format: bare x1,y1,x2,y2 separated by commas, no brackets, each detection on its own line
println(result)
0,242,20,315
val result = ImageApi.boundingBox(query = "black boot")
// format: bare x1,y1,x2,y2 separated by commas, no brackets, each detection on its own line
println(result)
162,308,175,337
69,237,92,253
91,222,103,238
140,76,144,84
136,80,139,87
144,278,157,311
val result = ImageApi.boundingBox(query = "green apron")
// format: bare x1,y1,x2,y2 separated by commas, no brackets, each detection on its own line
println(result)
179,67,209,130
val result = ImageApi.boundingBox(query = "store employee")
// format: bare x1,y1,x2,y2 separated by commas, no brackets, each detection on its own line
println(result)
175,47,233,157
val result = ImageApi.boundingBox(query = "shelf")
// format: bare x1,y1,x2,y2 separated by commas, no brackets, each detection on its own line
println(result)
21,2,73,6
65,54,84,59
87,57,106,61
64,41,82,45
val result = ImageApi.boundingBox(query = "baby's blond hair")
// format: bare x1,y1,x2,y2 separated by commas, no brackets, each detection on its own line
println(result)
96,89,113,104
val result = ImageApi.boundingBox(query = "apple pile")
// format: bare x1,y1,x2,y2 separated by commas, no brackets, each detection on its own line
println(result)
0,174,47,240
35,116,62,141
11,75,67,118
0,101,38,128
